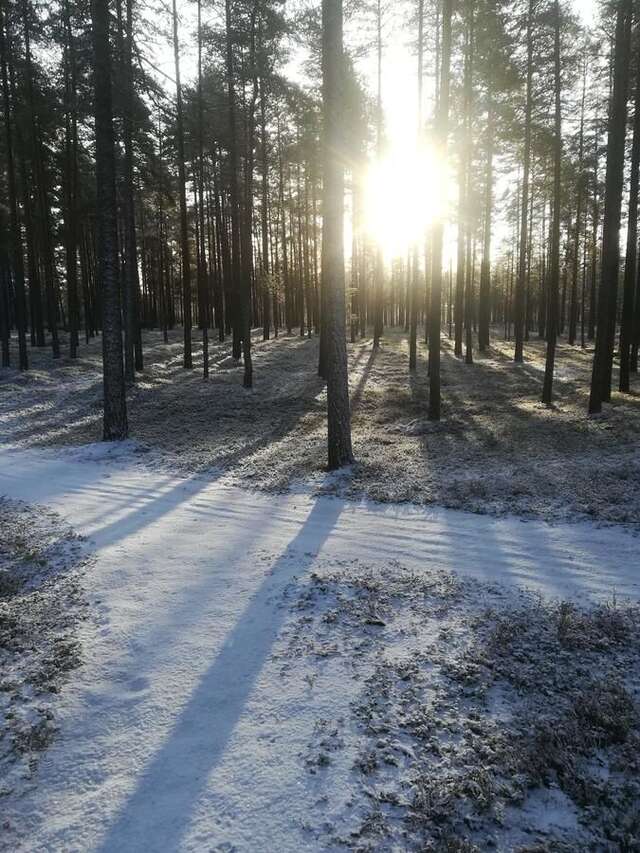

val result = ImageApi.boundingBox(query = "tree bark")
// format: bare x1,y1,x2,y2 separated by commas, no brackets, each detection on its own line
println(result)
589,0,632,412
91,0,128,439
514,0,533,363
429,0,452,421
173,0,193,369
618,25,640,392
541,0,562,405
322,0,354,469
0,0,27,369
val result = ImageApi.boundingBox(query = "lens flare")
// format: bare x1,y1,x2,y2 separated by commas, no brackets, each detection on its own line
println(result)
362,144,449,260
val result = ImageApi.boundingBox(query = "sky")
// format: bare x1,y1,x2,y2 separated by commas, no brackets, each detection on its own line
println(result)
145,0,602,261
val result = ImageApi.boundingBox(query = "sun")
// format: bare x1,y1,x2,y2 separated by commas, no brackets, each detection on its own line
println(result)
362,143,448,260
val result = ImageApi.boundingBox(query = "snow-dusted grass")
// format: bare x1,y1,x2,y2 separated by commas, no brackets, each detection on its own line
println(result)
2,328,640,849
283,564,640,849
0,446,639,851
0,498,87,801
2,326,639,527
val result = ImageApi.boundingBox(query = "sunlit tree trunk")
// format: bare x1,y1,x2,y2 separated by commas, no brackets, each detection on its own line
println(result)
197,0,209,378
478,94,493,352
514,0,533,363
372,0,384,350
119,0,142,380
23,0,59,359
0,0,27,369
429,0,452,421
225,0,252,386
619,25,640,392
322,0,354,469
173,0,193,369
569,50,587,347
91,0,128,439
63,0,79,360
541,0,562,405
260,77,271,341
589,0,632,412
409,0,424,371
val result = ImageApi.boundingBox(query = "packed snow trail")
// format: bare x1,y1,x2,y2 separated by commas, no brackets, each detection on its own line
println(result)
0,444,638,852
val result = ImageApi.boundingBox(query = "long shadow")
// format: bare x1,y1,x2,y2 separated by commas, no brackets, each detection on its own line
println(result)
96,496,344,853
350,347,377,412
81,407,322,549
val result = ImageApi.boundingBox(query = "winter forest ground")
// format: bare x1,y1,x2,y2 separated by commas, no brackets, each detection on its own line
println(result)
2,325,640,526
1,328,640,852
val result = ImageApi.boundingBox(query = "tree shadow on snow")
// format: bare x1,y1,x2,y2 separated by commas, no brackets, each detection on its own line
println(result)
95,496,344,853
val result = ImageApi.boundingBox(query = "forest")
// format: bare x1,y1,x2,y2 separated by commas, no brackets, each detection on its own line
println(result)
1,0,640,850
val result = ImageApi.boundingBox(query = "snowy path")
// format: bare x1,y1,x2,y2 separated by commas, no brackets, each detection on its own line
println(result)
0,444,638,852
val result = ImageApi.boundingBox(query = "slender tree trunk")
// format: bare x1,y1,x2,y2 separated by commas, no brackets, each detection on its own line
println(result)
589,115,599,342
0,0,27,369
63,0,79,359
409,0,424,372
569,51,587,347
429,0,452,421
589,0,632,412
322,0,353,469
260,77,271,341
541,0,562,405
225,0,252,387
619,26,640,392
173,0,193,369
92,0,128,439
23,0,59,359
514,0,533,362
120,0,141,380
197,0,209,378
372,0,384,350
478,94,493,352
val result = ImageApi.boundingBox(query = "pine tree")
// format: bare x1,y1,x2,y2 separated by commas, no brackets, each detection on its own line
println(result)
91,0,128,439
322,0,353,469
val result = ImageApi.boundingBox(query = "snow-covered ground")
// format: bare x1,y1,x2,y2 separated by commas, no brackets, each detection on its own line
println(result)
1,443,639,851
3,328,640,527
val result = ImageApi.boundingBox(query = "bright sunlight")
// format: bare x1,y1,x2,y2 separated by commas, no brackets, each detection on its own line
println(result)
362,143,449,260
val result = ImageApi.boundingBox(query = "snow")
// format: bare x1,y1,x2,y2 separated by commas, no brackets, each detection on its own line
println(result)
4,327,640,528
0,443,639,851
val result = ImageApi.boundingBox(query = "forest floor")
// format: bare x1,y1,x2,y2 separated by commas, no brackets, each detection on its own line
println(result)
1,329,640,851
0,444,638,851
1,324,640,528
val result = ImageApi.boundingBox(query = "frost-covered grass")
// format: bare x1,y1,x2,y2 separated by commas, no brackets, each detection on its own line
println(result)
0,499,87,800
0,447,638,850
2,327,640,527
282,562,640,851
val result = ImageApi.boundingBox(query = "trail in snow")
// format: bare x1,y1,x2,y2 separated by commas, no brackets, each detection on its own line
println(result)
0,444,638,852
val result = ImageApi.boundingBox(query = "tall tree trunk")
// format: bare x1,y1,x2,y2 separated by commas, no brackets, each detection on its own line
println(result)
197,0,209,378
173,0,193,369
120,0,142,380
618,25,640,392
569,50,587,347
429,0,452,421
0,0,27,369
514,0,533,362
589,0,632,412
23,0,59,359
322,0,353,469
92,0,128,439
409,0,424,371
541,0,562,405
463,2,475,365
260,77,271,340
372,0,384,350
478,94,493,352
225,0,252,387
63,0,79,359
